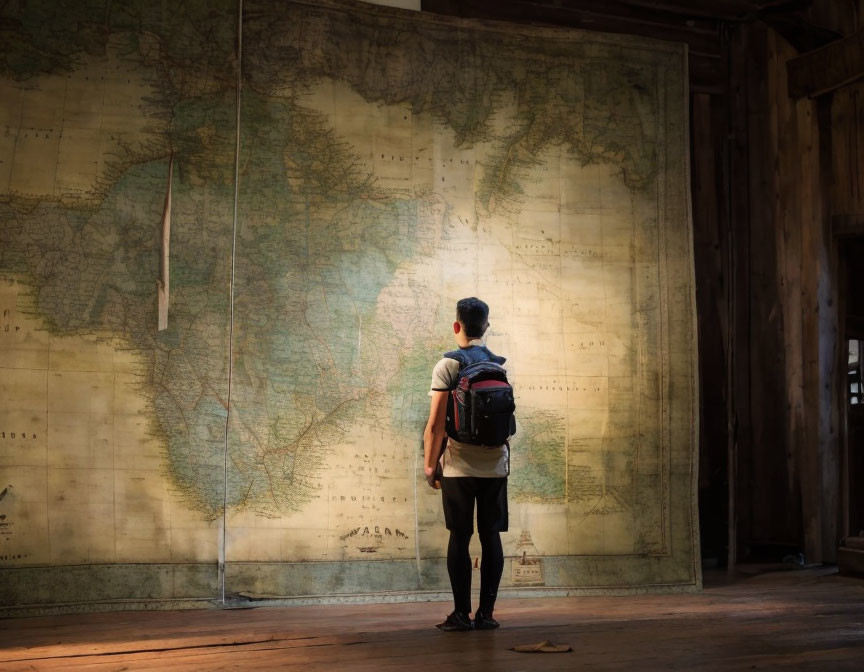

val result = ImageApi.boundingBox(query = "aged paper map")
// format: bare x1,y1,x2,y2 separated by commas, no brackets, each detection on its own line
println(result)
0,0,698,608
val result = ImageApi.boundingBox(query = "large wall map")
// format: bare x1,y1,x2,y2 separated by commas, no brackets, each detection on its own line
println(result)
0,0,699,611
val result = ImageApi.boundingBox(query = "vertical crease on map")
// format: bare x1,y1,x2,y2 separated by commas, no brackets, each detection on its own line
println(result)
157,153,172,331
413,440,421,581
220,0,244,605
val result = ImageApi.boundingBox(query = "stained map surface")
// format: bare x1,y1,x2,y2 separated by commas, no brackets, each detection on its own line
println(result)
0,0,699,606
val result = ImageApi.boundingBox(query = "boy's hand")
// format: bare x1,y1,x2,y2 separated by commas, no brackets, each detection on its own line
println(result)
424,466,441,490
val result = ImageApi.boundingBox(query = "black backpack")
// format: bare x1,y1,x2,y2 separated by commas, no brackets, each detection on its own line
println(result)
444,346,516,446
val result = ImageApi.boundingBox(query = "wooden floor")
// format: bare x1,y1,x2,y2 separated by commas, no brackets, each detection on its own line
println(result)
1,568,863,671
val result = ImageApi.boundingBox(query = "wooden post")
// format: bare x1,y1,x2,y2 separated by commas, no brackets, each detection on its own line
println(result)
788,29,864,99
726,23,755,572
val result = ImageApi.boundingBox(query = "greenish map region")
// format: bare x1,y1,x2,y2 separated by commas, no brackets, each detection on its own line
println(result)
226,90,432,515
509,409,567,503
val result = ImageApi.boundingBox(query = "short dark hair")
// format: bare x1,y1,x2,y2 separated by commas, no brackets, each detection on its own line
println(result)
456,297,489,338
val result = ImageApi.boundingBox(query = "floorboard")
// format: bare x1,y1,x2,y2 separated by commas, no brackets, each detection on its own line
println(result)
1,568,862,671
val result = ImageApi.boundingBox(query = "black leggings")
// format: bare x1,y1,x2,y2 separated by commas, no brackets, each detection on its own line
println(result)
447,529,504,615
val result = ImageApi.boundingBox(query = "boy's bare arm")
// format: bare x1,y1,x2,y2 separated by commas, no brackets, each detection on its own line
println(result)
423,391,448,488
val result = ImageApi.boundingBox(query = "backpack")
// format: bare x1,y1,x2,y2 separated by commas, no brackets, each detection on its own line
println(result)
444,346,516,446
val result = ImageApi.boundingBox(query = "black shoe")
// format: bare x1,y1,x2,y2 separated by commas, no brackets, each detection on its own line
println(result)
473,609,500,630
436,611,473,631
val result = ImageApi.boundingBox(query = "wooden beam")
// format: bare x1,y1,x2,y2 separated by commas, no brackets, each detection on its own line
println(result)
832,214,864,237
421,0,722,55
761,14,840,54
421,0,728,91
787,28,864,99
614,0,759,22
523,0,721,32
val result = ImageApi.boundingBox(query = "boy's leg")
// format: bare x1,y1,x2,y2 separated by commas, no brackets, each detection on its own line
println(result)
477,528,504,613
438,476,476,630
447,530,473,614
475,477,507,625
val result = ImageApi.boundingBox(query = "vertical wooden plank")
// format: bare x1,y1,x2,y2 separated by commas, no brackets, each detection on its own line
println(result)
831,88,851,216
838,247,850,542
851,80,861,215
816,94,841,561
745,24,798,549
797,93,822,563
727,22,753,567
774,29,805,515
791,68,841,563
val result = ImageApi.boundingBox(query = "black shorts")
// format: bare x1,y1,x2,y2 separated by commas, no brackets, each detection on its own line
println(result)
440,476,508,534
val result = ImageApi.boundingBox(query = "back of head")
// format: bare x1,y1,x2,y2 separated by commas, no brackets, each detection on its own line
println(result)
456,297,489,338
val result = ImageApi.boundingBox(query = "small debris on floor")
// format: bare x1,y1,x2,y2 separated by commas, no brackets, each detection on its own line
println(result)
511,640,572,653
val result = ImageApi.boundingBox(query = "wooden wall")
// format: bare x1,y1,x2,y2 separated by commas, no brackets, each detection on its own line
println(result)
695,2,864,565
725,22,838,563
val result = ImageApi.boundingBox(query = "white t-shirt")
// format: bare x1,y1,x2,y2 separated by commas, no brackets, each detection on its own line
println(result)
428,340,509,478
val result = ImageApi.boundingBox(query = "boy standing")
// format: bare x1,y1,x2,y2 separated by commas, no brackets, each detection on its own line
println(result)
423,297,510,632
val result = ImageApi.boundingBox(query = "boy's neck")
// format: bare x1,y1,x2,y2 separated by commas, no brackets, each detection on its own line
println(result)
456,335,484,348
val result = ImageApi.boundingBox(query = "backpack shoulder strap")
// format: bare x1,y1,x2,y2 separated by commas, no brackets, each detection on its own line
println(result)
479,346,506,366
442,348,471,368
443,346,507,368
